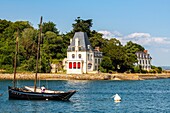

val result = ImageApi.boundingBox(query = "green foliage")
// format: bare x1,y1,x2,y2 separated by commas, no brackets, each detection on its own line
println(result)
0,19,11,33
133,66,140,73
100,56,113,73
102,38,126,72
42,21,59,34
1,18,160,74
89,31,106,49
72,17,92,36
123,41,145,72
151,65,162,73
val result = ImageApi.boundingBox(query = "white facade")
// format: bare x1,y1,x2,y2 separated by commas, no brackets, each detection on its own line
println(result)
66,32,102,74
136,50,152,71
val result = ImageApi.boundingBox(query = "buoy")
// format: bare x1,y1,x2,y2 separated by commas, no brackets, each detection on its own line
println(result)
112,94,121,102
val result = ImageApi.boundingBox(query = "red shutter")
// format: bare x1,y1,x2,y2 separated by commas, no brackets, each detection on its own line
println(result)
77,62,80,69
69,62,72,69
73,62,76,69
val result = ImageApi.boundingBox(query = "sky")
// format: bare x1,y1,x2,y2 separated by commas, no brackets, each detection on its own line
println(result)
1,0,170,66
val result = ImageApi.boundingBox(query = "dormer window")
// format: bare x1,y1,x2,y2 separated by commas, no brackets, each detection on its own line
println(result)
88,45,90,49
79,47,81,51
78,40,80,46
72,47,75,51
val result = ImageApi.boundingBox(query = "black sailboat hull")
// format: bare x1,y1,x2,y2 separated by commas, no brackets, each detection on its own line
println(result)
8,86,76,101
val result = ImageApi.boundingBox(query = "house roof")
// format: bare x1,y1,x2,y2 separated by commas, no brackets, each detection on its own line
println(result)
67,32,93,51
136,51,152,59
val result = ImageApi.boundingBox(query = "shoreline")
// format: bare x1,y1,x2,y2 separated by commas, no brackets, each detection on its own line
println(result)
0,73,170,80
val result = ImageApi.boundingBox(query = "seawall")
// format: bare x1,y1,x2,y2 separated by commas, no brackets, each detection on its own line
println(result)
0,73,170,80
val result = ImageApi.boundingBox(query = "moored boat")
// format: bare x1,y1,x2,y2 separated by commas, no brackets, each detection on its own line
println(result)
8,86,76,100
8,16,77,100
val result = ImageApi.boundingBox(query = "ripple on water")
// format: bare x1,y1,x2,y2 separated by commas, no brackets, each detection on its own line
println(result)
0,79,170,112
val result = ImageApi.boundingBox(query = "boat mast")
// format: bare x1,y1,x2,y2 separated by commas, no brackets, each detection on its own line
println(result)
34,16,43,92
13,30,19,87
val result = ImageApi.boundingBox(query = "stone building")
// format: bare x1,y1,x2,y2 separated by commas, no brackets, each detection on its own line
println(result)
135,50,152,71
65,32,103,74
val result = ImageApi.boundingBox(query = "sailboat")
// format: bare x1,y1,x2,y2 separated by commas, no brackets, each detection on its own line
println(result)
8,16,76,100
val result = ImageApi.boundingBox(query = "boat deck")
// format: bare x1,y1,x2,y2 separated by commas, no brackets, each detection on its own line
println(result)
24,86,64,93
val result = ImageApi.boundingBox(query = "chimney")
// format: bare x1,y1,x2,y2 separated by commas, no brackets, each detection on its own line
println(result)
70,39,72,44
75,38,78,51
144,50,148,53
95,47,100,51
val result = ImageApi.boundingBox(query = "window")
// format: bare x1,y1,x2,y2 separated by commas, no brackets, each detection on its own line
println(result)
91,54,93,61
72,54,75,59
78,41,80,46
88,54,89,60
78,54,81,59
98,59,100,64
72,47,75,51
79,47,81,51
95,59,97,63
69,62,72,69
95,66,97,70
88,63,92,69
88,45,90,49
77,62,80,69
73,62,76,69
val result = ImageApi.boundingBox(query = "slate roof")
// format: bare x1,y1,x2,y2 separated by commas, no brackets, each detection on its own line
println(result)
67,32,93,51
136,51,152,59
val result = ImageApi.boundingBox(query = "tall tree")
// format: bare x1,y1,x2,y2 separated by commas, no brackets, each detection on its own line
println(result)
100,56,113,73
89,30,106,49
0,19,11,33
123,41,145,71
102,38,126,72
18,28,38,71
42,21,59,34
72,17,92,36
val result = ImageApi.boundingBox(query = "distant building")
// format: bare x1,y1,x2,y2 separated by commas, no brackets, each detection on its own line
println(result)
135,50,152,71
65,32,103,74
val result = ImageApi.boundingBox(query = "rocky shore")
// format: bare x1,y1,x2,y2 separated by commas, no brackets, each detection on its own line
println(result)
0,73,170,80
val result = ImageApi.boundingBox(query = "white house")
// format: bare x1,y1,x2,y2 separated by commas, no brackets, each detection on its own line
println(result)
135,50,152,71
66,32,103,74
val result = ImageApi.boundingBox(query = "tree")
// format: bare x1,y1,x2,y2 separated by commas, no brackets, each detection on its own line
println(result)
42,21,59,34
0,19,11,33
124,41,145,71
100,56,113,73
18,28,38,71
72,17,92,36
0,20,32,72
43,31,64,59
102,38,126,72
89,30,106,49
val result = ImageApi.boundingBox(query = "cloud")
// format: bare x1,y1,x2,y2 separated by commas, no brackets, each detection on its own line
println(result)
98,30,170,46
98,30,170,66
98,30,123,39
126,32,151,39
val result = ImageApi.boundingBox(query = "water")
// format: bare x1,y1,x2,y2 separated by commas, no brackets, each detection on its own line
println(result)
0,79,170,113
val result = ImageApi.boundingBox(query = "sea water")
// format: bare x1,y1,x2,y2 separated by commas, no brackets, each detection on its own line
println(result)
0,79,170,112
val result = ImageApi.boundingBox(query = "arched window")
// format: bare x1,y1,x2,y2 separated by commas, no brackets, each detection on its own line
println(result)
88,54,89,60
91,54,93,61
72,54,75,59
73,62,76,69
78,54,81,58
69,62,72,69
77,62,80,69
